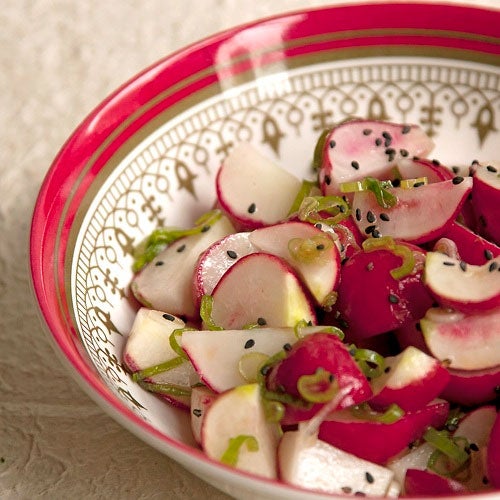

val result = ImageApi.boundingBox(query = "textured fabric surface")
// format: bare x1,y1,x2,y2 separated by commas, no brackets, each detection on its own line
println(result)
0,1,497,498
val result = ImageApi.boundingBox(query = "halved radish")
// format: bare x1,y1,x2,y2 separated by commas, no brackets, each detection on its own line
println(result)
201,383,281,479
423,252,500,313
472,162,500,245
370,346,450,412
181,326,327,392
278,428,398,497
216,142,302,230
352,177,473,244
210,252,316,330
318,399,449,464
123,308,195,409
249,221,341,306
319,119,434,195
421,307,500,370
131,215,235,318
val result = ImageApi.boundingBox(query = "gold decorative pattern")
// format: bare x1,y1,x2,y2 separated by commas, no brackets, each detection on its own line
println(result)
70,58,500,421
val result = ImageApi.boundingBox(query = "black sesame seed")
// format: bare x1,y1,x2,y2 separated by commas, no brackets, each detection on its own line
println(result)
489,261,498,272
379,213,390,221
283,343,292,352
372,230,382,238
484,249,493,261
324,175,331,185
176,244,186,252
416,322,421,331
315,223,322,229
483,476,490,485
338,318,349,329
339,204,346,213
432,159,441,166
459,261,467,272
375,138,382,146
316,243,325,250
384,366,391,373
452,176,464,185
471,159,480,166
365,472,375,484
260,365,271,376
257,317,267,326
366,211,376,223
341,486,352,494
382,131,392,140
192,408,202,417
247,203,256,214
400,149,409,157
402,125,411,134
392,178,401,187
155,260,164,266
388,293,399,304
201,225,210,233
329,140,336,148
469,443,479,452
355,208,362,221
385,147,396,156
244,339,255,349
413,181,425,188
351,161,360,170
413,156,420,161
486,165,498,173
452,166,460,174
227,250,238,259
162,313,175,321
443,261,456,266
363,129,372,136
365,225,376,234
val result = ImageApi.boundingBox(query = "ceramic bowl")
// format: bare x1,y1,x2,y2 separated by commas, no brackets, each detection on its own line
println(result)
30,3,500,499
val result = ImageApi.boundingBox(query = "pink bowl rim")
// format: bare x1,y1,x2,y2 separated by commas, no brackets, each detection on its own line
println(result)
29,2,500,498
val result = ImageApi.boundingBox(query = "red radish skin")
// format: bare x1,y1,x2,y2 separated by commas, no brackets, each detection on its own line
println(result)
319,119,434,195
404,468,469,496
335,245,433,341
266,333,372,424
440,221,500,265
318,399,449,464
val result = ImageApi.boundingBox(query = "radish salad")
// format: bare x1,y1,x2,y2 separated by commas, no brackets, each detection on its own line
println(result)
123,119,500,497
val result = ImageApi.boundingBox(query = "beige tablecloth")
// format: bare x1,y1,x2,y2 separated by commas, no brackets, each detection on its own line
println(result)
1,1,497,498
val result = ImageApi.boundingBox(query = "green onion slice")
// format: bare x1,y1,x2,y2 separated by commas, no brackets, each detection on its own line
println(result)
132,356,186,382
351,347,385,379
362,236,415,280
298,195,350,226
200,295,224,331
169,327,195,359
288,179,319,215
132,209,222,272
288,234,335,264
220,435,259,467
423,427,471,466
238,352,269,383
136,379,191,397
297,368,339,403
350,402,405,424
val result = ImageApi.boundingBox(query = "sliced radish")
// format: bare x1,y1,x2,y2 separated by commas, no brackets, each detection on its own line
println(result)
472,162,500,246
123,308,195,409
210,252,316,330
319,119,434,195
278,428,398,497
370,346,450,412
131,215,235,318
216,142,302,230
440,221,500,265
423,251,500,313
318,399,449,465
421,307,500,370
404,469,469,496
352,177,473,244
190,385,217,445
181,326,326,392
398,157,454,183
192,232,256,308
249,221,341,306
201,383,281,479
